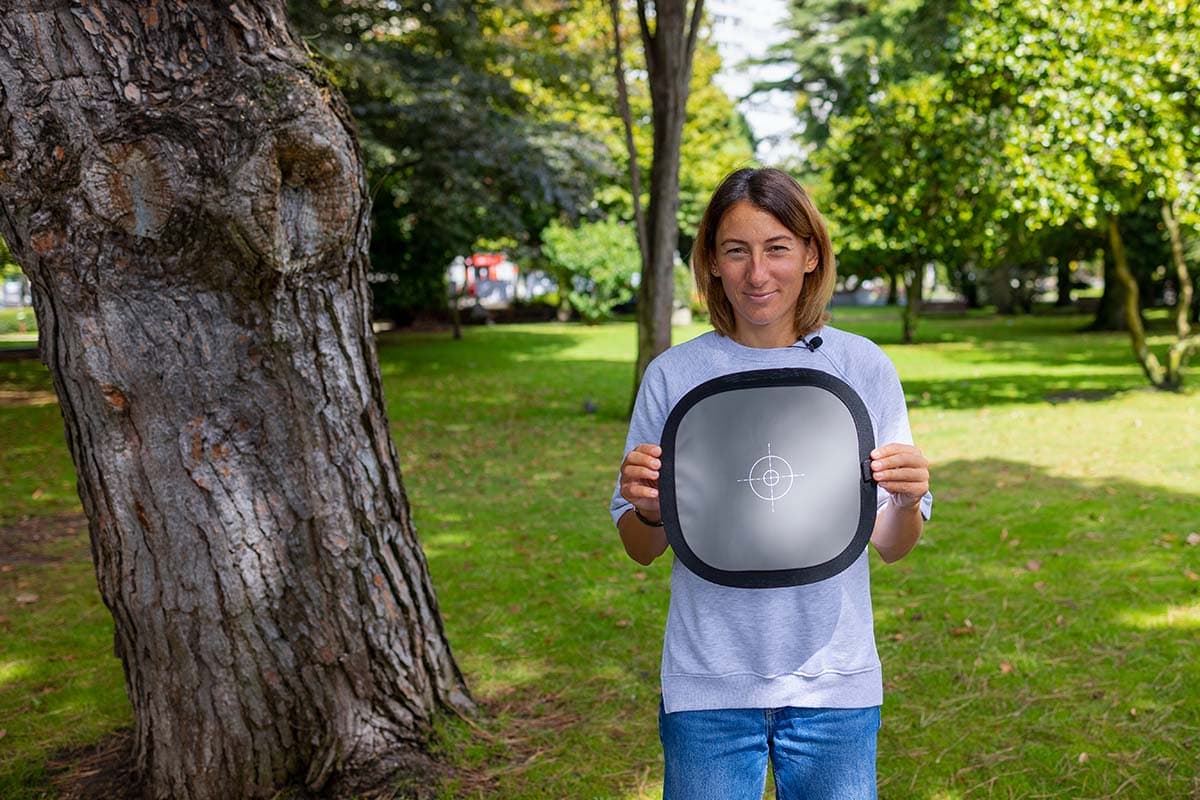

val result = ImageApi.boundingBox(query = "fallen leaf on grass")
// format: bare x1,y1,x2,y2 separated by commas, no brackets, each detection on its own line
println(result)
15,593,38,605
1186,533,1200,547
615,619,630,628
1078,752,1089,764
950,626,975,636
1185,571,1199,582
999,662,1014,675
0,729,6,740
1026,560,1042,572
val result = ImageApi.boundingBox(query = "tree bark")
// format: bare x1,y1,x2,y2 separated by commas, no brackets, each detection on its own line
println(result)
0,4,472,799
1090,245,1130,331
1162,201,1193,340
1055,257,1073,307
902,265,923,344
1107,216,1169,388
1160,202,1200,385
631,0,704,403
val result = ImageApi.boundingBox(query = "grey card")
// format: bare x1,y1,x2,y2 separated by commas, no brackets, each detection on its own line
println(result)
659,369,876,588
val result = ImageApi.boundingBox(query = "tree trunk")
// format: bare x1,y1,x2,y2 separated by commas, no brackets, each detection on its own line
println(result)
1107,216,1169,388
1160,202,1200,385
887,270,899,305
990,263,1016,314
901,266,923,344
631,0,705,401
0,5,472,799
1055,257,1073,307
1090,245,1130,331
1162,202,1193,341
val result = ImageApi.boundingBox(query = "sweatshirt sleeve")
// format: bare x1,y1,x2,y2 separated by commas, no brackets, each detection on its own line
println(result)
610,359,672,527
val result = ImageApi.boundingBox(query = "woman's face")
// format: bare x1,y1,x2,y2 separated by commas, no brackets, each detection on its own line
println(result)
713,200,818,348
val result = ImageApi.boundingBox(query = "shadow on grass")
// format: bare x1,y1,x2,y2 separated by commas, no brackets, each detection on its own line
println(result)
873,457,1198,799
901,372,1135,411
422,452,1198,798
374,327,591,372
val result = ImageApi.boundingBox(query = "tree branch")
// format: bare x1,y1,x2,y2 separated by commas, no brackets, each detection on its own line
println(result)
609,0,650,273
1161,199,1193,340
1109,214,1167,387
637,0,655,75
683,0,705,82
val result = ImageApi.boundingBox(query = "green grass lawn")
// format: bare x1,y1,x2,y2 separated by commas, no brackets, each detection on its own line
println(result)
2,307,1198,799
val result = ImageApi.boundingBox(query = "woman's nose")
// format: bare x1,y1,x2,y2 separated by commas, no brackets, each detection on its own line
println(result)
746,251,768,282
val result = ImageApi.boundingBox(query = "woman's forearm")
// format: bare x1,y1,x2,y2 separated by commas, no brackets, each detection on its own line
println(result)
870,499,924,563
617,509,669,565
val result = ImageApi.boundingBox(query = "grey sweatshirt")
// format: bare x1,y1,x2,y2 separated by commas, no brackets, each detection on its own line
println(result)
611,327,933,713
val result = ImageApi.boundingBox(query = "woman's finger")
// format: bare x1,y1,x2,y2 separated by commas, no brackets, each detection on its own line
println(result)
622,465,660,483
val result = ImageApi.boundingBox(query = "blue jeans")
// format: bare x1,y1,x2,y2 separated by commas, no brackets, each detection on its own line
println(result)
658,703,880,800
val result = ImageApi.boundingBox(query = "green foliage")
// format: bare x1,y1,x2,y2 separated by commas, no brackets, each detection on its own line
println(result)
674,43,758,237
541,218,639,324
285,2,752,321
788,0,1199,339
954,0,1200,228
766,0,958,150
0,235,20,278
288,0,611,320
0,308,37,336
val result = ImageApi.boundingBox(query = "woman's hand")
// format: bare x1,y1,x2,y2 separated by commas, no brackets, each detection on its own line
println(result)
869,443,930,563
619,443,663,521
617,444,669,564
870,443,930,509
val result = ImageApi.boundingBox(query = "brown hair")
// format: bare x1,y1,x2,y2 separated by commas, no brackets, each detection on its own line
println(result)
690,168,836,339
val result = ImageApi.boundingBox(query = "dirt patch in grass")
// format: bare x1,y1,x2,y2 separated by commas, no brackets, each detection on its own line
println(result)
45,729,139,800
44,726,455,800
439,688,585,797
0,388,57,406
0,513,90,565
1044,388,1119,403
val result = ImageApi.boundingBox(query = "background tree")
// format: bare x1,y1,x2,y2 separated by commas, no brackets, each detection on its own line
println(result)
818,71,1000,342
290,0,610,323
784,0,984,341
611,0,706,395
542,218,641,323
0,4,471,799
955,0,1200,387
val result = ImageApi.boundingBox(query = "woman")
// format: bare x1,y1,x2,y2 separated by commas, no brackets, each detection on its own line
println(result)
611,167,932,799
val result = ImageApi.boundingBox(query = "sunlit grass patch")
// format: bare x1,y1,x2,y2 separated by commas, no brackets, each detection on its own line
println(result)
1117,603,1200,630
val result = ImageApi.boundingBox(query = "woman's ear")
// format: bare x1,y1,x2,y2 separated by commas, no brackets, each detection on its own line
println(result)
804,245,820,273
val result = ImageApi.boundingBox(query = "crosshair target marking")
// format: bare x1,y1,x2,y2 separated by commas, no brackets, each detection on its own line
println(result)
737,443,805,512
